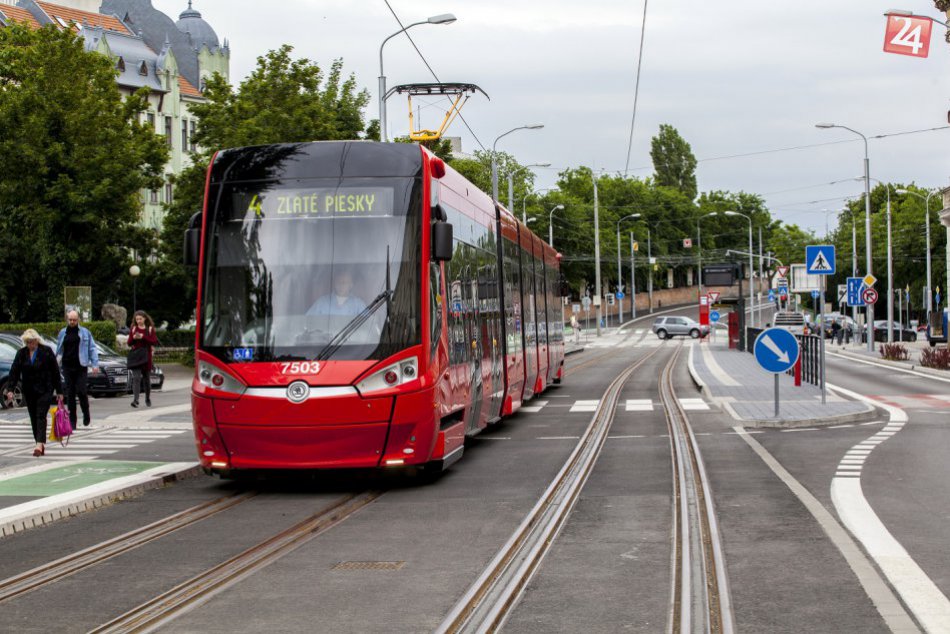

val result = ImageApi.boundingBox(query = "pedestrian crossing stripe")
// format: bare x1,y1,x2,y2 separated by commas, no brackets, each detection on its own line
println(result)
569,400,600,413
0,427,187,459
518,398,711,414
626,399,654,411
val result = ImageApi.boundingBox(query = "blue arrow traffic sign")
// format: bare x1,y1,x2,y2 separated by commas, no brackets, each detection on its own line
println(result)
616,292,625,299
710,311,721,323
754,327,801,374
811,289,820,299
806,244,836,275
846,277,866,307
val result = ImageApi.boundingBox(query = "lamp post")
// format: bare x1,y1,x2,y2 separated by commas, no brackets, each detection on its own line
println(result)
616,213,641,323
816,122,874,351
491,124,544,206
724,211,754,326
378,14,456,143
523,188,556,224
507,163,551,218
897,188,938,321
697,212,719,296
548,204,564,247
868,179,894,343
129,264,141,314
593,173,603,334
629,231,637,320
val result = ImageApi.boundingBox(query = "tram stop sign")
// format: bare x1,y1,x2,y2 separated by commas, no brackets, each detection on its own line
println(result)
754,328,800,374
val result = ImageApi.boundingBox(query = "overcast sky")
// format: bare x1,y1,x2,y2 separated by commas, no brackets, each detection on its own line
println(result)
152,0,950,233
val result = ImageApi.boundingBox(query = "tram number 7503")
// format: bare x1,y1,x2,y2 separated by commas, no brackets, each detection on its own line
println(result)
281,361,321,375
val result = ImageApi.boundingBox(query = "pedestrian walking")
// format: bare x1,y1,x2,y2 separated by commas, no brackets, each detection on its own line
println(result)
834,319,845,345
127,310,158,408
56,310,99,429
570,314,581,343
3,329,62,457
830,319,842,346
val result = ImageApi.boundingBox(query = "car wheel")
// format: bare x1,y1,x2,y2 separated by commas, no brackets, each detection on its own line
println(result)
0,380,23,409
656,329,668,340
689,329,700,339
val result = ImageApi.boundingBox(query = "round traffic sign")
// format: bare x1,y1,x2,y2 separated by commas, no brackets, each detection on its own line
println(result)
710,311,721,323
616,292,625,300
753,327,800,374
862,287,879,305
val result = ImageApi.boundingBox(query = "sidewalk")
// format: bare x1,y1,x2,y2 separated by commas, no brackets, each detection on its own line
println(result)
688,338,877,427
828,339,950,379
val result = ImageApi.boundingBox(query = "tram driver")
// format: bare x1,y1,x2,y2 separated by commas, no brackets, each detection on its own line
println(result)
306,269,367,317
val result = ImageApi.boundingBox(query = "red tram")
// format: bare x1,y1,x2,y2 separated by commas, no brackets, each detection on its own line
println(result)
184,142,565,475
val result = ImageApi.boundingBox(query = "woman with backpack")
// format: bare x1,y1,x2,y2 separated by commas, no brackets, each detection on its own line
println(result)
2,329,62,457
127,310,158,408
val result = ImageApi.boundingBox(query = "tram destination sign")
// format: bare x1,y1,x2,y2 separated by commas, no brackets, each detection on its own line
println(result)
237,187,396,219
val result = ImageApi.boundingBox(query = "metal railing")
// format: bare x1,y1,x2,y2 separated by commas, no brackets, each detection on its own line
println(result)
745,328,821,387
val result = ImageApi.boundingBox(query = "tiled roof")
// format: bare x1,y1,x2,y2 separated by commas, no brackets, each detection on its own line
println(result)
0,6,42,28
178,75,202,98
36,1,132,35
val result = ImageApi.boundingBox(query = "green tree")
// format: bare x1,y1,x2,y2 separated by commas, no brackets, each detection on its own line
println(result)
0,23,167,322
155,46,374,327
449,150,536,207
650,124,698,201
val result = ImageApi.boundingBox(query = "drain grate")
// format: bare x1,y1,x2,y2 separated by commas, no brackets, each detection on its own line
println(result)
332,561,406,571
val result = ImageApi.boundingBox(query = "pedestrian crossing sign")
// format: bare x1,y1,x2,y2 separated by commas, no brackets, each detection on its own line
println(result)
805,245,836,275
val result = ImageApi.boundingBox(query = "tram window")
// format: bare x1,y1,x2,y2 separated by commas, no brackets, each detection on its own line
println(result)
430,262,442,358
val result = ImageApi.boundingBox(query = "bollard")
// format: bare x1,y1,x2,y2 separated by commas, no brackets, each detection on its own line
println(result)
794,355,802,387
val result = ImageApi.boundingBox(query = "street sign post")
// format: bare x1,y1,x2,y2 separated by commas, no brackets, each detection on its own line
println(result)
806,245,836,275
753,327,801,417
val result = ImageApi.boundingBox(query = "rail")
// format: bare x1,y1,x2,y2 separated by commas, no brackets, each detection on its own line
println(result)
659,346,734,634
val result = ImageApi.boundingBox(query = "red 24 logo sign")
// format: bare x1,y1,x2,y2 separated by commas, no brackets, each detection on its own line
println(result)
883,14,932,59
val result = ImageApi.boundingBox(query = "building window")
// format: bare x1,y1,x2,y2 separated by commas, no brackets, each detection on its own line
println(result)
150,190,158,204
190,120,197,152
182,119,188,150
165,183,173,204
147,112,155,131
165,116,173,148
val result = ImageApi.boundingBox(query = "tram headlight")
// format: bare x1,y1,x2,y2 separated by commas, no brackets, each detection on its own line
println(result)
197,360,247,396
357,357,419,394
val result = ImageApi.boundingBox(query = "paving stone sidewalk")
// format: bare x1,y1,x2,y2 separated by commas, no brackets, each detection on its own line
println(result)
688,339,876,427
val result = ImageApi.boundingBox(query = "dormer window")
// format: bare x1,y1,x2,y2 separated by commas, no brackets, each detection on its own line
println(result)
139,61,148,76
117,57,125,72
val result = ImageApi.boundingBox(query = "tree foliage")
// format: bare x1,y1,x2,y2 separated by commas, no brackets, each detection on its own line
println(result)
153,46,374,327
650,124,698,202
0,23,167,322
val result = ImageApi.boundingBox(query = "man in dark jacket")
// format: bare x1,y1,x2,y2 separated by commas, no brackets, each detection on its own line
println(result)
56,310,99,429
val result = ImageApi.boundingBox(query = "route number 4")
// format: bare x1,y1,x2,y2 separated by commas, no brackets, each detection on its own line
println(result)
883,14,932,59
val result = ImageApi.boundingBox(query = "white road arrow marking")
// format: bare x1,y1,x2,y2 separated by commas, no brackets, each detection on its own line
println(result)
761,335,790,364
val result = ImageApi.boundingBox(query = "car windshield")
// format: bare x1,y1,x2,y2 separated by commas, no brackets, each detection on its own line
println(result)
0,341,17,361
201,176,422,362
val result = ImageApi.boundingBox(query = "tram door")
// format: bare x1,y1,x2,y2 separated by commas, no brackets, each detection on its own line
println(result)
464,263,484,434
484,263,504,421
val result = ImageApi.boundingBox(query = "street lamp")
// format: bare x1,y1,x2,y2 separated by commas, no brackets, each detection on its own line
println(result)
378,13,457,143
697,212,719,296
616,213,641,323
868,179,894,343
507,163,551,220
491,124,544,206
548,204,564,247
724,211,755,327
593,172,604,334
525,216,538,225
896,188,938,321
129,264,141,314
816,122,874,351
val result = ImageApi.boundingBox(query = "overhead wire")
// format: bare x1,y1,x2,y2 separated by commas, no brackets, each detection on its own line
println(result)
623,0,649,176
382,0,487,151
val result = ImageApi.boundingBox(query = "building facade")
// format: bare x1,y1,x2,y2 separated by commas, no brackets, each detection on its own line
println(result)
0,0,229,230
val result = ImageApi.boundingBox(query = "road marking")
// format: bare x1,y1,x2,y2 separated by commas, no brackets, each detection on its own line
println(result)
678,398,710,411
608,435,645,439
519,401,548,413
625,399,654,411
829,382,950,633
733,427,918,632
537,436,580,440
697,344,741,387
569,400,600,413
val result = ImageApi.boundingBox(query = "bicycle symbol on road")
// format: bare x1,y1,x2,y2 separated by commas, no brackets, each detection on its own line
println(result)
50,465,140,484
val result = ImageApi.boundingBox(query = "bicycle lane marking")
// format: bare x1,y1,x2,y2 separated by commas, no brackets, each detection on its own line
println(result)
828,382,950,633
0,461,164,497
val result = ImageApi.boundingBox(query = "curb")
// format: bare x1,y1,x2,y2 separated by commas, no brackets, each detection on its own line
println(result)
565,347,585,356
829,348,950,380
686,345,880,428
0,462,200,538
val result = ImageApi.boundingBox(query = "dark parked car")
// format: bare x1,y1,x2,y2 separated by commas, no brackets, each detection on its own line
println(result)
872,320,917,343
0,339,22,409
0,332,163,400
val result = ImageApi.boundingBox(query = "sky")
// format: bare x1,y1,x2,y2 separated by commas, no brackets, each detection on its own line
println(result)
152,0,950,234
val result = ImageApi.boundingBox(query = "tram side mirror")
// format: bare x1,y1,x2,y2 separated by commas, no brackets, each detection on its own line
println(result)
432,222,453,261
183,211,202,266
433,203,448,222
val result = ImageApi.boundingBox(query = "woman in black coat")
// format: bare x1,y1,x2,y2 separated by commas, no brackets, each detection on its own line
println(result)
2,329,62,457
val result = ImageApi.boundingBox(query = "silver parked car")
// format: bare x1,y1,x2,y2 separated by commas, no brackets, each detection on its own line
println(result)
652,316,709,339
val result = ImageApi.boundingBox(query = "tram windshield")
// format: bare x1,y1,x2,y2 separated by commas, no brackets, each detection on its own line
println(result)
200,176,422,362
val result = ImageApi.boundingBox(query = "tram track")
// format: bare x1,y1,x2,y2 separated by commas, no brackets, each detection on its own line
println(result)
436,346,664,633
659,346,734,634
0,491,258,604
88,490,380,634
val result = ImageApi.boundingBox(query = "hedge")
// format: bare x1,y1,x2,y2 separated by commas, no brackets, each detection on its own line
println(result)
155,329,196,349
0,320,117,345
